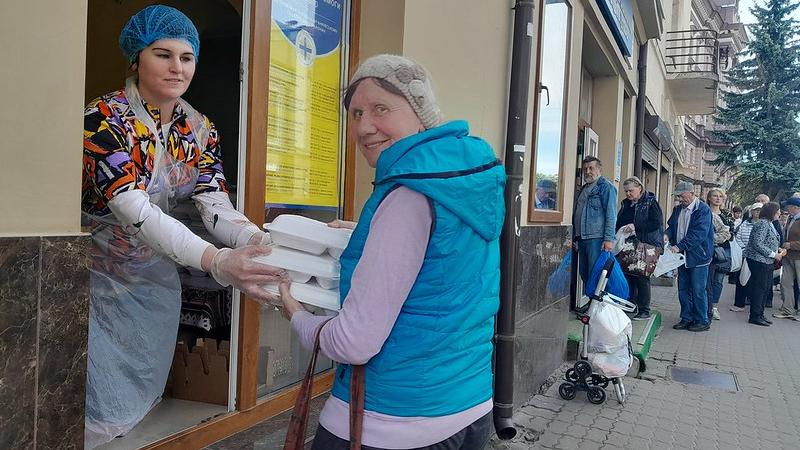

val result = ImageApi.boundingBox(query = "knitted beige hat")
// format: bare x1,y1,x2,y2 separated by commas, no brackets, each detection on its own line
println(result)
349,54,442,129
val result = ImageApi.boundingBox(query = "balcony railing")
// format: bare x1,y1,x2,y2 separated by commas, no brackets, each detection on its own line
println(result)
664,29,719,75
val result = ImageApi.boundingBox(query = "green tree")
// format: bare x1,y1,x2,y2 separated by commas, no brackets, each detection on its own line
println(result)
712,0,800,200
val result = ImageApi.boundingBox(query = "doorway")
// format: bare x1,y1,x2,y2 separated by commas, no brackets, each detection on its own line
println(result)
84,1,246,448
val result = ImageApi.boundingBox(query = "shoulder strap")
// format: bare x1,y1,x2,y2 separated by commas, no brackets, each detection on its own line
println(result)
283,318,333,450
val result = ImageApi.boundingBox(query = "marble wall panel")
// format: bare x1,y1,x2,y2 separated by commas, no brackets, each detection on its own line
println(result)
37,236,90,450
511,225,573,406
0,237,40,449
0,235,90,450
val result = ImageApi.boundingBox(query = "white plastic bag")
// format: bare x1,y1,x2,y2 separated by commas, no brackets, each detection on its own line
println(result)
729,239,743,273
739,259,751,286
613,228,634,255
589,342,633,378
653,247,686,278
586,301,632,353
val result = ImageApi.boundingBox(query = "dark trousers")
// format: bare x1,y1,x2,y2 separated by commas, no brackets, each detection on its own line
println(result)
625,274,651,315
311,412,492,450
706,263,725,320
734,281,749,307
746,258,772,321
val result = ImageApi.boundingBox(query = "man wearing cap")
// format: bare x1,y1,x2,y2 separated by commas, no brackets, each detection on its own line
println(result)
775,197,800,319
572,156,618,282
666,182,715,331
535,179,557,210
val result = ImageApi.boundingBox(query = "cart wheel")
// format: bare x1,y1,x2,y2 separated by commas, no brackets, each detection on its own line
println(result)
574,360,592,379
614,379,626,404
558,382,577,400
587,386,606,404
591,374,609,388
565,368,578,382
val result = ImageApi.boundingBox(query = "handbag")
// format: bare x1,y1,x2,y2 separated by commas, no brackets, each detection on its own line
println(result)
615,238,663,277
713,246,732,273
283,318,364,450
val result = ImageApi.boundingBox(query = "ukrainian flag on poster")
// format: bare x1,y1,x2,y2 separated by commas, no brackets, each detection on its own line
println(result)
266,0,344,208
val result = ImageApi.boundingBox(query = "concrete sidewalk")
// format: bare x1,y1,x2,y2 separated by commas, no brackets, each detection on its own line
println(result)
489,283,800,450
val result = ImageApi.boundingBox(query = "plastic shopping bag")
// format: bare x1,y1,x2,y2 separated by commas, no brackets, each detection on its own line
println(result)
739,259,751,286
612,228,633,255
584,251,630,299
729,239,743,273
546,252,572,298
586,300,633,352
589,341,633,378
653,246,686,278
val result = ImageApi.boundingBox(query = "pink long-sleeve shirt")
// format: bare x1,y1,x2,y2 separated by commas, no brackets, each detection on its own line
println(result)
291,186,492,449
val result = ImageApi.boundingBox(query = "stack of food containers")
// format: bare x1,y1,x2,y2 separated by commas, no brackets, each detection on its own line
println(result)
254,215,352,312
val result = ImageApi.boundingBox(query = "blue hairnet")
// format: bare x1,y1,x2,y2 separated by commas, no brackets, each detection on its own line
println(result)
119,5,200,63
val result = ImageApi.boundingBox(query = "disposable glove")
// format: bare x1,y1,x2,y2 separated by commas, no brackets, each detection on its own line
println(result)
247,230,272,246
209,246,286,305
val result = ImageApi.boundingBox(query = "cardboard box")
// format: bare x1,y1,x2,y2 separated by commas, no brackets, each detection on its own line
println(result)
169,338,229,405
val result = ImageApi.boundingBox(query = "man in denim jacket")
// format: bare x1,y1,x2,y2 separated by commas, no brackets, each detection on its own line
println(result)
665,181,715,332
572,156,618,282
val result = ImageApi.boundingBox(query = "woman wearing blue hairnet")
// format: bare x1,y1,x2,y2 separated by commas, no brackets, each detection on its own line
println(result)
82,6,282,447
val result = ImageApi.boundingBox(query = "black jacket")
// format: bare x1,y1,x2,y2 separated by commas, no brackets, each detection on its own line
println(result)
616,191,664,247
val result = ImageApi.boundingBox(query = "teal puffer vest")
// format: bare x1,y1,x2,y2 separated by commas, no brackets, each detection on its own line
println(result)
331,121,506,417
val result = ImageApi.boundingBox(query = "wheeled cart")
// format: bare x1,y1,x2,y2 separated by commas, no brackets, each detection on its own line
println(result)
559,258,635,404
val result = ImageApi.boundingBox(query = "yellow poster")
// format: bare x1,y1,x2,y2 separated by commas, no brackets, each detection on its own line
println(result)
265,0,344,208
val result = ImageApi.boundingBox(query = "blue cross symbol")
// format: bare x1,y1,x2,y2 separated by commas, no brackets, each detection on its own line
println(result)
298,34,313,59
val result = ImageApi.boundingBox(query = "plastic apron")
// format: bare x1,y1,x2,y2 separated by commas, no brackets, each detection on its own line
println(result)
84,77,209,449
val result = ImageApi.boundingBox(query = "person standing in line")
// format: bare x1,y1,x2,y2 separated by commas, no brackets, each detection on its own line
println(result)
572,156,617,282
615,176,663,321
744,202,786,326
706,188,732,322
665,181,715,332
730,203,762,312
754,194,782,308
774,197,800,320
732,206,744,228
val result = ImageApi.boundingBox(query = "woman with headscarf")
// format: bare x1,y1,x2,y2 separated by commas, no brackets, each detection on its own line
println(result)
82,6,283,447
275,55,505,449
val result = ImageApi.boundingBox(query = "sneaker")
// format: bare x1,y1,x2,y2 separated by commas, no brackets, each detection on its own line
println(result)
712,307,720,320
689,323,711,332
772,310,794,319
632,312,651,321
730,306,745,312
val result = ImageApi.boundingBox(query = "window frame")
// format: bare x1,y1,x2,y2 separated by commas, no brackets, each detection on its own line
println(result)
528,0,573,224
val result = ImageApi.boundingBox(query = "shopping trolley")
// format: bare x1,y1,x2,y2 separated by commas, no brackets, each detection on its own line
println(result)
559,258,635,404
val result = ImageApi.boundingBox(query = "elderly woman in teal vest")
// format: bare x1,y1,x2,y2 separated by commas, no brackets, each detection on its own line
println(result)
277,55,506,449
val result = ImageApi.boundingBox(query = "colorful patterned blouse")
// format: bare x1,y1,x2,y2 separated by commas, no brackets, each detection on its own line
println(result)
82,89,228,218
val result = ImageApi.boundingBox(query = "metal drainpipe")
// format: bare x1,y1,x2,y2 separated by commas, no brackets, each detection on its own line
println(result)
494,0,534,440
633,41,648,178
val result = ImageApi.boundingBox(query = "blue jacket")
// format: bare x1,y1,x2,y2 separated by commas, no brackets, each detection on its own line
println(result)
666,199,714,268
572,176,618,241
332,120,506,417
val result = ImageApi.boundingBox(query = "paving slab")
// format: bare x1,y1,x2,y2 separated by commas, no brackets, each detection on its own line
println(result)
488,283,800,450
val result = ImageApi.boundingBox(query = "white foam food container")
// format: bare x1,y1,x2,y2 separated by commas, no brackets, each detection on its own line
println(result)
262,280,341,311
265,215,351,256
253,245,339,286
